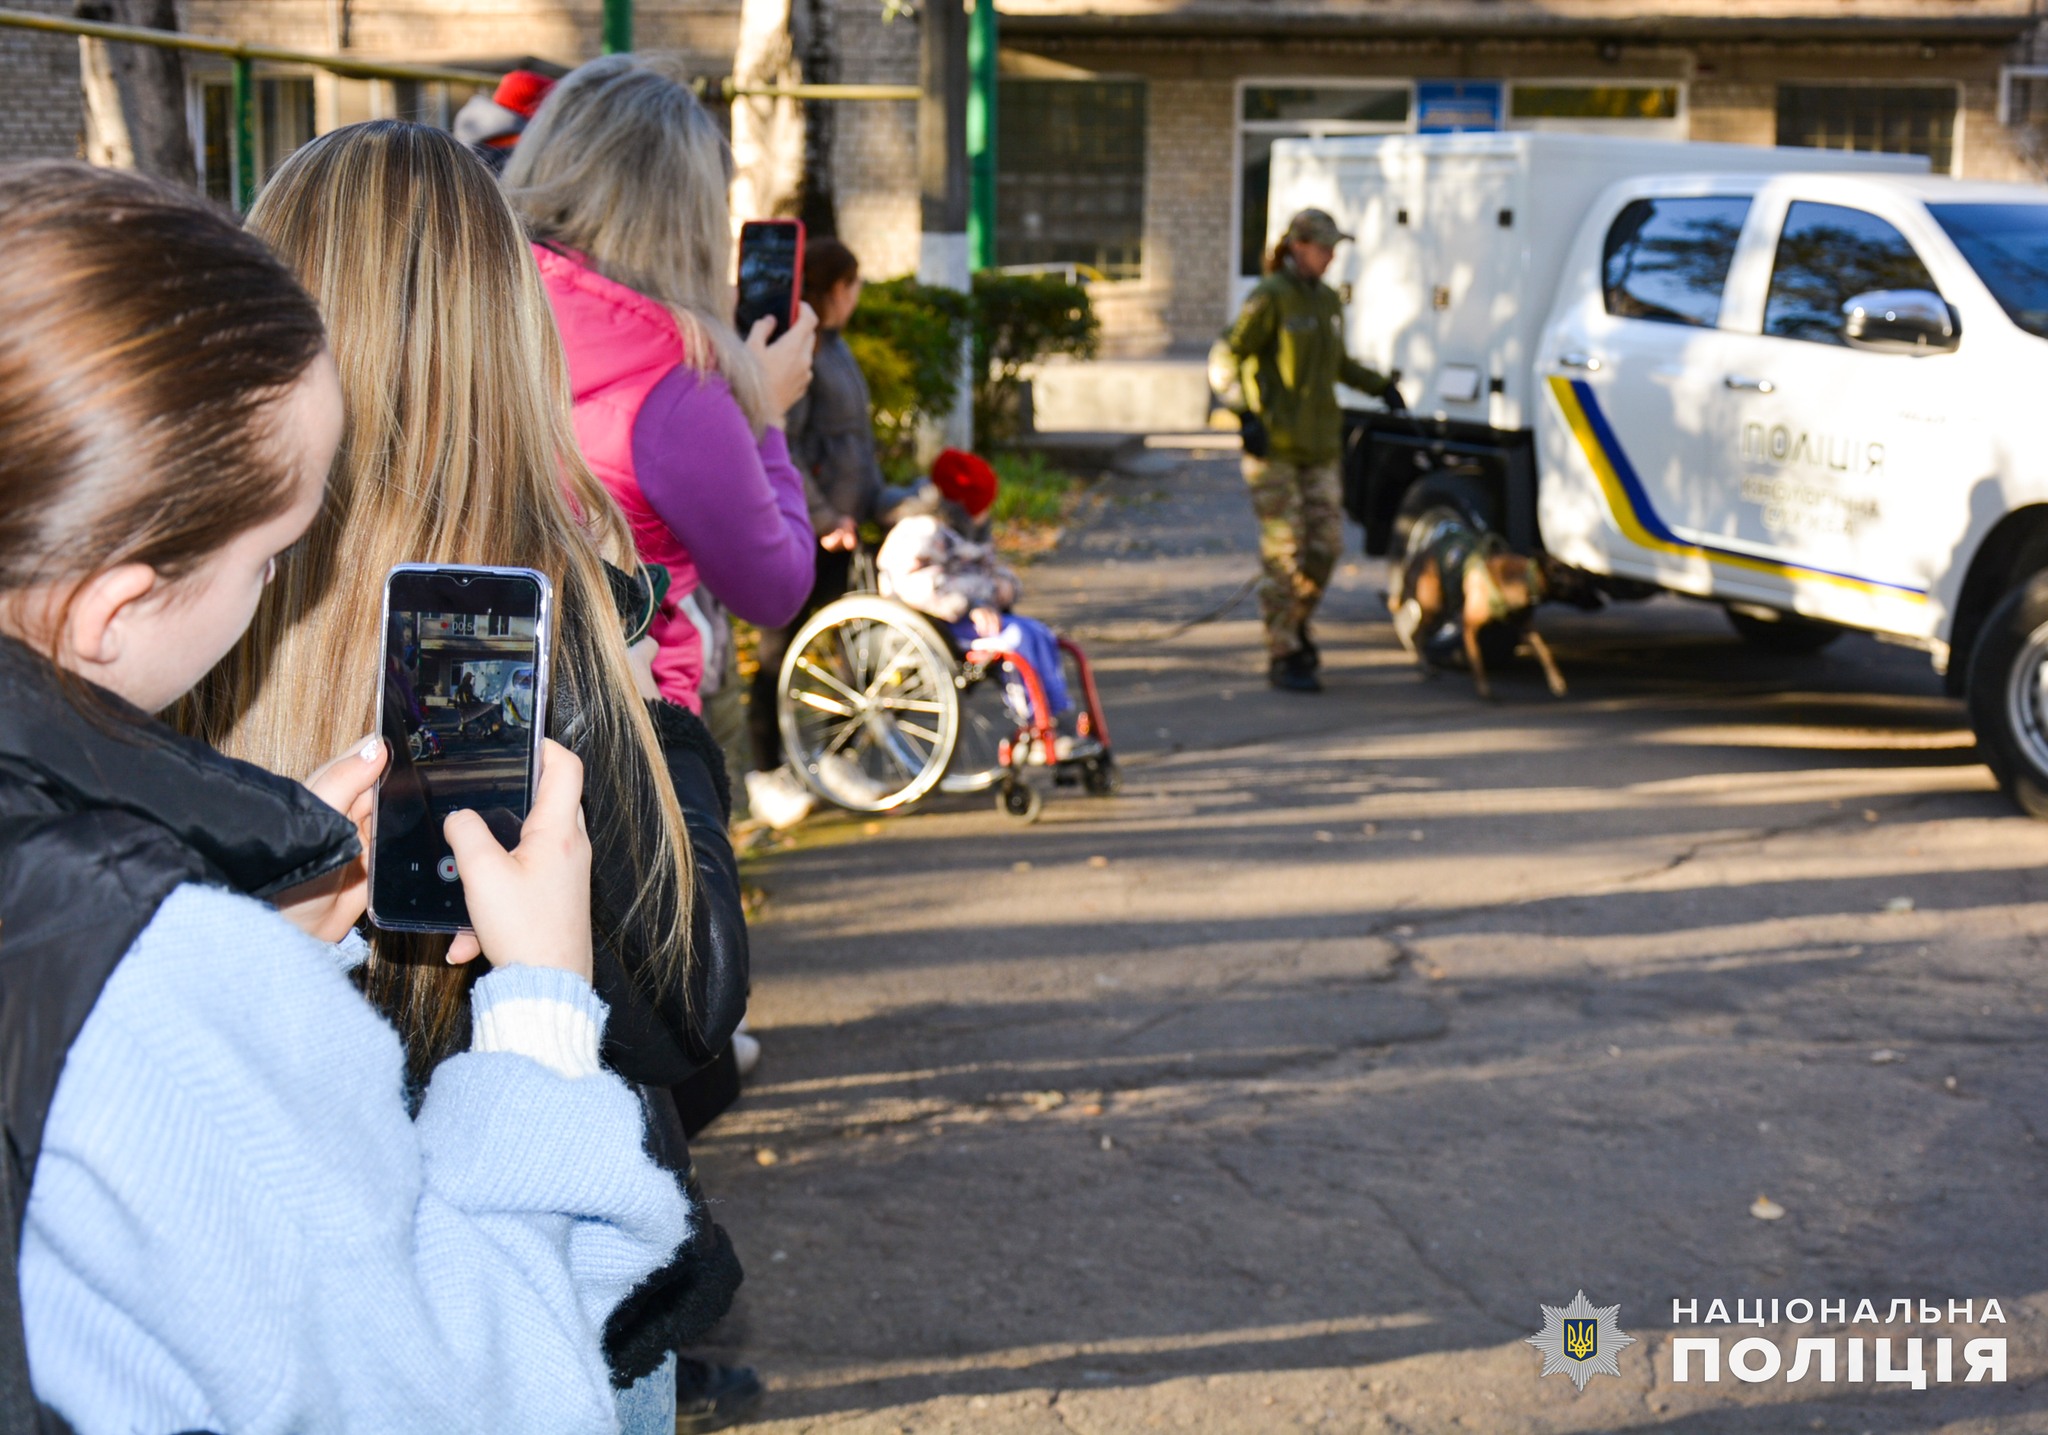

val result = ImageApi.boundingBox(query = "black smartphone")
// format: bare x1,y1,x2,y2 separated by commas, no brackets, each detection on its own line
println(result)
369,564,553,934
735,218,805,339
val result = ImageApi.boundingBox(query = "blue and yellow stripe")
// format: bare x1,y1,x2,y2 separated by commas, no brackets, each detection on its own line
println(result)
1547,375,1927,601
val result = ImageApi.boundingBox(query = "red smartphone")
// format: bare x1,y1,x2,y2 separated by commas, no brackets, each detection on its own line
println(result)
735,218,805,340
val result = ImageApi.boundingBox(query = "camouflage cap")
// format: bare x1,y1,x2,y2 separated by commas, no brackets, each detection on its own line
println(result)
1284,208,1353,247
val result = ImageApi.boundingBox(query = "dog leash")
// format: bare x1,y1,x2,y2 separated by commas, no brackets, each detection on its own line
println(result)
1066,571,1264,645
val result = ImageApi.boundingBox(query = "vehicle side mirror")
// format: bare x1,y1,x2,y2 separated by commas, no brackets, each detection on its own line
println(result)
1842,289,1960,354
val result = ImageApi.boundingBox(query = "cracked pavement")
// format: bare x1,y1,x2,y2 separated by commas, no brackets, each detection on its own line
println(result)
695,447,2048,1433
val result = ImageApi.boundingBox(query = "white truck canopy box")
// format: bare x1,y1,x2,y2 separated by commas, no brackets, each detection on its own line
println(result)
1265,133,1929,432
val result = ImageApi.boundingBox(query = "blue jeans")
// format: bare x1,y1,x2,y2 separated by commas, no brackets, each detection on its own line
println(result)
615,1352,677,1435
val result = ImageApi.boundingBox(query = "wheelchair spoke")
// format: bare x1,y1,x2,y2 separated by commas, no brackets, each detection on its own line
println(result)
790,686,857,719
835,623,871,690
893,718,942,744
863,632,918,699
819,714,865,758
796,654,864,709
875,696,945,714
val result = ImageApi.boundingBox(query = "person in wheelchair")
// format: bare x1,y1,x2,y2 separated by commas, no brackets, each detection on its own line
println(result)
875,450,1088,756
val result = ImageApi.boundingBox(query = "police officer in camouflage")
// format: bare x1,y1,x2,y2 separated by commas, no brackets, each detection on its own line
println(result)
1223,208,1402,692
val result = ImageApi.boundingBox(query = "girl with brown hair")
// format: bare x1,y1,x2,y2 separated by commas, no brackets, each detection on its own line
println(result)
181,121,754,1430
0,159,685,1434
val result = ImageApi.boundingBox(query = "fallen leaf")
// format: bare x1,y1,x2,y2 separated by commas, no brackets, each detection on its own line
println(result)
862,821,882,835
1863,809,1880,823
1313,830,1334,843
1750,1195,1786,1221
1098,1134,1115,1151
1871,1048,1904,1065
1087,855,1110,868
754,1148,781,1167
1881,896,1915,913
1080,1103,1104,1117
1012,860,1033,873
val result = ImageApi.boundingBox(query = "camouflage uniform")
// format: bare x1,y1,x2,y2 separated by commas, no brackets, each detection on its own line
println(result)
1225,261,1392,658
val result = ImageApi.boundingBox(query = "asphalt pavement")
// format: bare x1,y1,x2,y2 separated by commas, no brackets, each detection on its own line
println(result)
695,445,2048,1434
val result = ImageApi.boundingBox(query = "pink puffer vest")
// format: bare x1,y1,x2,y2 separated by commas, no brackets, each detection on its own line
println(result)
532,243,706,709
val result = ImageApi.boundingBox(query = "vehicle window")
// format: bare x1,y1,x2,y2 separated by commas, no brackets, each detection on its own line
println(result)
1928,202,2048,341
1763,202,1941,345
1602,196,1752,327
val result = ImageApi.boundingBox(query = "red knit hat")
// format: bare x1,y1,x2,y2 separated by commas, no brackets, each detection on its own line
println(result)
494,69,557,120
931,449,998,517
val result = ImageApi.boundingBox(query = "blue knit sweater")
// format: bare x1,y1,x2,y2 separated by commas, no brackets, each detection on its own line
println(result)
19,883,690,1435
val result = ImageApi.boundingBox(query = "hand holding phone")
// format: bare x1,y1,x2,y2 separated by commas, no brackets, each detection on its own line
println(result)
371,564,553,935
443,739,594,981
748,300,817,427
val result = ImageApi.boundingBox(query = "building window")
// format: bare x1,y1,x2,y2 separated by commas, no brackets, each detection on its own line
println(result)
996,79,1146,281
1764,201,1942,345
387,79,487,129
1511,84,1681,124
1777,85,1955,175
1239,83,1409,278
194,74,315,204
1603,195,1752,328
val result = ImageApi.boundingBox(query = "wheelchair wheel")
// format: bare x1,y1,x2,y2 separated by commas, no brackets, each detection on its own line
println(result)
777,595,961,813
938,665,1013,795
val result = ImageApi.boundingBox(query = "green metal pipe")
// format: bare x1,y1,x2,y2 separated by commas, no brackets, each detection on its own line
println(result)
602,0,632,54
966,0,998,270
232,53,254,211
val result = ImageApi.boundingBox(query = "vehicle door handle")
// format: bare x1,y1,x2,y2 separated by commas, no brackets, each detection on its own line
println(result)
1724,374,1776,393
1556,352,1602,371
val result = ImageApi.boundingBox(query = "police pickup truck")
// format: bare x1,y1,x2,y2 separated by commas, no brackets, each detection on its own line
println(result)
1271,133,2048,815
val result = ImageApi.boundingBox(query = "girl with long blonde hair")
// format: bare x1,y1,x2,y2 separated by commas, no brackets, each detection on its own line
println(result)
181,121,752,1425
0,159,683,1435
503,53,821,729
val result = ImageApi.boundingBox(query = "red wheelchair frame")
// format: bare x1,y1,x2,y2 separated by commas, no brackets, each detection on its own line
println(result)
959,634,1119,821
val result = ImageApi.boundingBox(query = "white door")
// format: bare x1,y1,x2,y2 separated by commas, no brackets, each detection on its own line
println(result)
1538,192,1757,593
1704,198,1969,636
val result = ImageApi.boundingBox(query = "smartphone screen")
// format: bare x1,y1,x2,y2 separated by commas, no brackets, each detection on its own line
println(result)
735,219,804,339
370,565,552,934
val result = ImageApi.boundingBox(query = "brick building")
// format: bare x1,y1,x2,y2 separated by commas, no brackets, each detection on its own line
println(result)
986,0,2048,355
0,0,85,160
2,0,2044,362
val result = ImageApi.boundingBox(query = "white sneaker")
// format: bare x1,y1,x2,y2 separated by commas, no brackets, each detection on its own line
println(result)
814,752,892,807
732,1020,761,1079
744,768,814,831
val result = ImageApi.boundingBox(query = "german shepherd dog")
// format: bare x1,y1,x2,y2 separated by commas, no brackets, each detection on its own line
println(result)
1389,517,1569,700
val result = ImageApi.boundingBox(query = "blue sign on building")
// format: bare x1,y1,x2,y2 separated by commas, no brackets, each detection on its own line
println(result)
1416,82,1503,133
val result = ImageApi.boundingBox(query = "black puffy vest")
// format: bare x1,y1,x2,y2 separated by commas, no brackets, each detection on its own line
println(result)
0,638,357,1434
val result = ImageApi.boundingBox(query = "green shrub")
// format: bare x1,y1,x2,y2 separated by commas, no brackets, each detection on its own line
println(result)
842,271,1099,465
844,277,969,479
989,449,1078,526
972,271,1099,443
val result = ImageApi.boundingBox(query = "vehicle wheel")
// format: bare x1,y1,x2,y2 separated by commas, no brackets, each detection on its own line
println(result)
997,778,1043,823
777,595,962,813
938,666,1013,796
1391,470,1502,562
1967,574,2048,818
1724,606,1844,653
1082,755,1121,796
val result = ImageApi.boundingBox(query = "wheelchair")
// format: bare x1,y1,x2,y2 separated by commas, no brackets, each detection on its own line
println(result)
774,554,1118,823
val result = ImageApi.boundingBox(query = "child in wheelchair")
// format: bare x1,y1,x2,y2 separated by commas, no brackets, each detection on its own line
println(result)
875,449,1090,757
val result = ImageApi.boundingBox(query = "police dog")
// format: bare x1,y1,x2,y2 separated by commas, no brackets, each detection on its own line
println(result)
1389,517,1568,700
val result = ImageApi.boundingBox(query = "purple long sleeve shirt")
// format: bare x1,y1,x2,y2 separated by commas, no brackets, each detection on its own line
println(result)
631,366,815,629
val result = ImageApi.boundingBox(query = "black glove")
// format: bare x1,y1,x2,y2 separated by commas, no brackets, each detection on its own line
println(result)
1238,411,1270,459
1380,381,1407,414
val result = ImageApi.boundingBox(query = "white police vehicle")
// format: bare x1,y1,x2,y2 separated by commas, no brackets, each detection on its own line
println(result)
1272,133,2048,815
